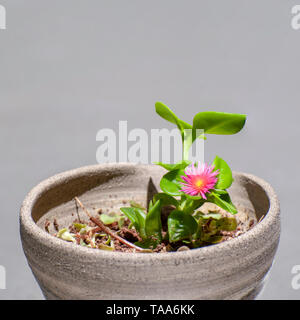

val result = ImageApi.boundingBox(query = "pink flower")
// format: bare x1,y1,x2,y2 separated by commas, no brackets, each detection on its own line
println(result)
180,162,219,199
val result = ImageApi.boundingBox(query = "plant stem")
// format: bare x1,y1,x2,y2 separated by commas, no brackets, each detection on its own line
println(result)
74,197,143,251
74,198,81,222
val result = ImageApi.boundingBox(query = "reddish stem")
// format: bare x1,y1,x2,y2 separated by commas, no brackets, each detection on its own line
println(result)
74,197,143,251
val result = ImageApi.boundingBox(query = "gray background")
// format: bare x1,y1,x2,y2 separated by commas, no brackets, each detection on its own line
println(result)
0,0,299,299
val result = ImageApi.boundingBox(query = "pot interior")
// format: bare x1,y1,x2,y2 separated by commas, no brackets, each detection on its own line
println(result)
31,165,270,235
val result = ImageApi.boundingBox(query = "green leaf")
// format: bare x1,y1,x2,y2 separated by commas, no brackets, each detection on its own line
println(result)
120,207,147,239
100,213,119,225
218,217,237,231
204,219,218,235
179,196,205,214
214,189,228,195
135,238,159,249
79,226,92,235
193,210,205,220
130,201,146,210
118,216,125,229
148,200,153,212
100,212,124,226
98,244,115,251
212,156,233,189
202,213,222,220
168,210,198,242
209,192,238,214
193,111,246,135
184,194,205,200
155,101,192,133
73,223,87,231
145,200,162,241
205,235,224,244
160,169,184,196
105,235,111,245
155,102,195,160
57,228,76,243
153,193,179,208
155,160,191,171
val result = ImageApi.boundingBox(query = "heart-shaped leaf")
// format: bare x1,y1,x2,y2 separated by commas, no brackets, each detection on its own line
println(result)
155,101,192,133
153,193,179,208
155,160,191,171
100,214,119,225
168,210,198,242
212,156,233,189
160,169,184,196
193,111,246,135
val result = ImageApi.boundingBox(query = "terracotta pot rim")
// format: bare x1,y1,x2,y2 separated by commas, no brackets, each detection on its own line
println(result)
20,163,280,261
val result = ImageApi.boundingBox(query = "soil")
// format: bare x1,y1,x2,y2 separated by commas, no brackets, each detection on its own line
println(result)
46,201,257,253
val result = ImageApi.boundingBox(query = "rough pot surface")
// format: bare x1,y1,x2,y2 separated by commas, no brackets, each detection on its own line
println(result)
20,163,280,300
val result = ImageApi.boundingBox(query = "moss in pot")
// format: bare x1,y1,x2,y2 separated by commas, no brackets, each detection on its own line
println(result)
20,102,280,299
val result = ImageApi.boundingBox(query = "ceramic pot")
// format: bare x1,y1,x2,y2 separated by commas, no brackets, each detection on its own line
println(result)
20,163,280,300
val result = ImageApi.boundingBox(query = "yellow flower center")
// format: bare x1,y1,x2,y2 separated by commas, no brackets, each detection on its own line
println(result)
195,179,203,188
